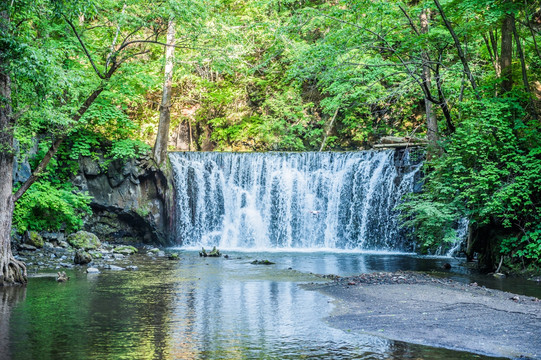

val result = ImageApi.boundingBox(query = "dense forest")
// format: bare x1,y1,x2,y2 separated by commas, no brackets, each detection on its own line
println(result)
1,0,540,285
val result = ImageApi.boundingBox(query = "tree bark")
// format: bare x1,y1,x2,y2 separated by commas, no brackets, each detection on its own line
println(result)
420,9,439,148
501,13,514,93
0,11,27,286
153,20,176,166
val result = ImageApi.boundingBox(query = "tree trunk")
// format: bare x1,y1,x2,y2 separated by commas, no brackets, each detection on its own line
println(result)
0,12,27,285
420,9,439,149
511,16,530,91
501,13,514,93
153,20,176,166
319,107,339,151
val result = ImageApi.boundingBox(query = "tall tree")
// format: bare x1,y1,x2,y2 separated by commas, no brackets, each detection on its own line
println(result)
153,20,176,166
0,9,27,285
0,0,202,285
500,12,514,93
420,8,439,148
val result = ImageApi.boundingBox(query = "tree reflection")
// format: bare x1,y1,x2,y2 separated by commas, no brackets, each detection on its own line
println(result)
0,286,26,358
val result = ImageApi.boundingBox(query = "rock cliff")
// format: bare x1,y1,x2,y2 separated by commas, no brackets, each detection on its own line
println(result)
73,155,175,246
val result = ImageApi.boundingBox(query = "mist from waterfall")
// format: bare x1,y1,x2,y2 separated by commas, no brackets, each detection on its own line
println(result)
169,150,422,251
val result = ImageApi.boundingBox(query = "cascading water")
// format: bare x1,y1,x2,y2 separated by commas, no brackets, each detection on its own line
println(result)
169,150,423,251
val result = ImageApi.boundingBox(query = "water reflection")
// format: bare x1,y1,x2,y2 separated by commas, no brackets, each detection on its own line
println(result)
4,253,511,359
1,286,26,359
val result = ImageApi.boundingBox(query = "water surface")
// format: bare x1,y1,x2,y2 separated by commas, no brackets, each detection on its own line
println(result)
0,252,517,359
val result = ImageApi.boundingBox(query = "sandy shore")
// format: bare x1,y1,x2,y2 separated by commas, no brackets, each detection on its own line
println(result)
303,271,541,359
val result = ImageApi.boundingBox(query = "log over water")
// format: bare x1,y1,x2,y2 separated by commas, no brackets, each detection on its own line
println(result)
169,150,422,250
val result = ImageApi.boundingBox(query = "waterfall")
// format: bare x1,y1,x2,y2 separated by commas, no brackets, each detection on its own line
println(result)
169,150,422,251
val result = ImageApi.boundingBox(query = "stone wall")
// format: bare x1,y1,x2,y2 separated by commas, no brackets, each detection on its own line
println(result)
73,155,175,246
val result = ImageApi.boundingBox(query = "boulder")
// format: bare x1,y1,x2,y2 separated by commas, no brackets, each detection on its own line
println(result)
113,245,138,255
74,250,93,265
25,231,44,248
67,231,101,250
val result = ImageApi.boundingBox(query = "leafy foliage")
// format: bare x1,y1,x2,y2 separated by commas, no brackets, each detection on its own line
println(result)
402,96,541,266
13,181,92,234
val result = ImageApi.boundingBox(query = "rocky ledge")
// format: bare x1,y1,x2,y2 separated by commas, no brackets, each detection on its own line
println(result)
73,154,175,246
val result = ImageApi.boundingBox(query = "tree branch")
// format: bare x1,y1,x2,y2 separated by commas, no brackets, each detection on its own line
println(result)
433,0,480,100
398,5,420,35
63,15,106,79
13,85,106,203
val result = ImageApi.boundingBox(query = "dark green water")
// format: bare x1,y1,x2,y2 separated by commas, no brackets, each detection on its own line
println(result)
0,251,524,359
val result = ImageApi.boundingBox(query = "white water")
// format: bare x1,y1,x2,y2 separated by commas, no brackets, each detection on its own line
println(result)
170,150,422,251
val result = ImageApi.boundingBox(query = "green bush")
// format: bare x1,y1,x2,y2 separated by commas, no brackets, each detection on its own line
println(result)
13,181,92,234
401,97,541,266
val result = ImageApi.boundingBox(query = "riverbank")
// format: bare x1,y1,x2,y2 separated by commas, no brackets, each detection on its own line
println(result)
303,271,541,359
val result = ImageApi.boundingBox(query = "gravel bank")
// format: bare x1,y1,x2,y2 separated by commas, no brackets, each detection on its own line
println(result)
303,271,541,359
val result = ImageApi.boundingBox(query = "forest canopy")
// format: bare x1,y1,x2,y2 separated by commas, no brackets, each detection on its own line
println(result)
1,0,541,282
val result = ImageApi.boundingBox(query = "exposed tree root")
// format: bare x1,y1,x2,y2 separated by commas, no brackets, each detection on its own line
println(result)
0,255,27,286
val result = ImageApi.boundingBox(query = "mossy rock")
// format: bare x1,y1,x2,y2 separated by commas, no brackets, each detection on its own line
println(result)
113,245,138,255
67,231,101,250
25,231,44,248
89,251,104,259
74,250,93,265
167,253,180,260
251,259,275,265
199,246,221,257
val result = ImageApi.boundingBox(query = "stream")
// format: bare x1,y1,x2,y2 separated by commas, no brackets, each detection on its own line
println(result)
3,250,534,359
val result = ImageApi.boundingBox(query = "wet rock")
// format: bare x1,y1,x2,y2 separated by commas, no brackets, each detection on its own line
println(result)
67,231,101,250
126,265,138,271
168,253,180,260
251,260,275,265
107,265,125,271
19,243,37,251
57,271,69,282
200,246,221,257
443,263,452,269
58,240,70,248
24,231,44,248
113,253,125,260
74,250,93,265
86,267,100,274
89,251,104,259
493,273,506,279
53,247,70,254
59,262,74,268
113,245,138,255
